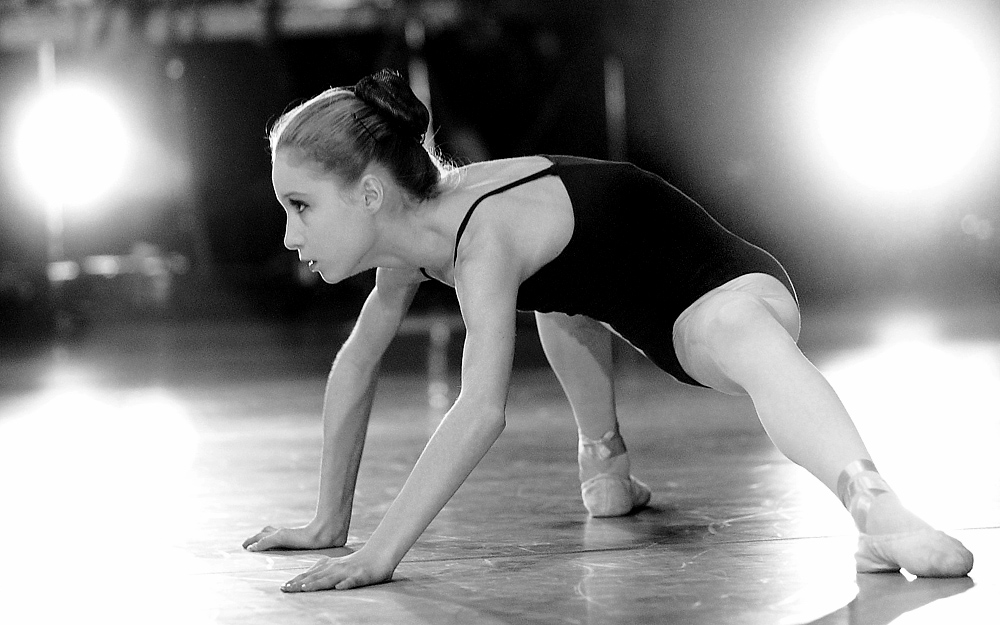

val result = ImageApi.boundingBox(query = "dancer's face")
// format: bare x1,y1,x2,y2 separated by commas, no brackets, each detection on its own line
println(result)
271,151,377,284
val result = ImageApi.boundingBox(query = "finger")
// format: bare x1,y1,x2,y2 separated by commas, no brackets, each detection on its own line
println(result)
281,570,316,592
281,579,304,593
281,582,305,593
283,573,328,593
281,558,328,591
290,560,342,592
296,559,333,584
242,526,279,549
281,574,303,592
301,570,346,593
247,529,286,552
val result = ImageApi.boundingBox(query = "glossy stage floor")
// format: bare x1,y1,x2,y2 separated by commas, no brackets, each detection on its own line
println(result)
1,297,997,624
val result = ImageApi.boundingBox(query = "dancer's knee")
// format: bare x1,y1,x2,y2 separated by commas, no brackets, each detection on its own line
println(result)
674,290,796,393
699,290,784,348
683,273,800,342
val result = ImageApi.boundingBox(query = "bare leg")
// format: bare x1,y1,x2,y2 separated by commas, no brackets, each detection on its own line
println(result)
672,273,973,577
536,312,650,516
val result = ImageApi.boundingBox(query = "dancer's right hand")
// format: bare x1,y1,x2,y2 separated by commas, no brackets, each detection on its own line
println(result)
243,523,345,552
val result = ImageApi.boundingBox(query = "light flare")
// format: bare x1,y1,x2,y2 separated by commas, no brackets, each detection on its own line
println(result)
819,312,1000,527
814,12,994,195
14,83,130,208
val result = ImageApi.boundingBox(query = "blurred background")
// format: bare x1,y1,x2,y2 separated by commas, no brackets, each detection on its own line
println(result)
0,0,998,356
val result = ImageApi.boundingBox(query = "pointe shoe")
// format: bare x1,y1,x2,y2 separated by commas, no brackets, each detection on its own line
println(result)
581,474,651,517
856,529,974,577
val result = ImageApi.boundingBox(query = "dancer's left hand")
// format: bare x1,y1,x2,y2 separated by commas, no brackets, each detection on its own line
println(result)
281,547,396,592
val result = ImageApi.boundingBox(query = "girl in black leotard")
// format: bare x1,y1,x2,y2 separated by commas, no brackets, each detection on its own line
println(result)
243,69,972,591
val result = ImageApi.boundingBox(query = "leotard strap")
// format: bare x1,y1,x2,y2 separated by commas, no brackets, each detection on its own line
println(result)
452,164,558,266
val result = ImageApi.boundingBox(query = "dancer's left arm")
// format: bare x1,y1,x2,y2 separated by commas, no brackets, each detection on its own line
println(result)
282,250,519,592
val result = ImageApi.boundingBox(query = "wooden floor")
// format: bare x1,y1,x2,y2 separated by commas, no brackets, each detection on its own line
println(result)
1,299,997,624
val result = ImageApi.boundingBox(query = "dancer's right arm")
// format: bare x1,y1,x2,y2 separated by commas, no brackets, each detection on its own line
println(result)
243,267,423,552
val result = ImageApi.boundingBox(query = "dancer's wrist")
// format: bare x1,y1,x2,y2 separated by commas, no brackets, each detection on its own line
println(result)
308,515,350,546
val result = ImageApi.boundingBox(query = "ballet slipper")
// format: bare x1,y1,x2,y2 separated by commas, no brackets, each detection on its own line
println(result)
856,529,974,577
581,473,651,517
838,460,974,578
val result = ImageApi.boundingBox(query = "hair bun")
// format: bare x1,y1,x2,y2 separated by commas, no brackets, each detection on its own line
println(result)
354,69,429,143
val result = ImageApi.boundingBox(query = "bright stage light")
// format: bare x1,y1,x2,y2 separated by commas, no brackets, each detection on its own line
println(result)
15,83,130,208
815,13,993,194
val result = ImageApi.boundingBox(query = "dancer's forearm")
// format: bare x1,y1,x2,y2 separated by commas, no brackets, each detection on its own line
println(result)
311,356,381,541
364,398,506,566
308,269,421,540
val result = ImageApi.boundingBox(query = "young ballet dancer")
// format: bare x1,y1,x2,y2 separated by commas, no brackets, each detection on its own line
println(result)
242,69,973,591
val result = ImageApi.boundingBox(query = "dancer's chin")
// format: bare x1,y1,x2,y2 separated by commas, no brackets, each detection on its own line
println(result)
316,264,365,284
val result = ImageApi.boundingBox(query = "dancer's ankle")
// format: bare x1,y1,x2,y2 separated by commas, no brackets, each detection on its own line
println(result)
578,427,629,482
837,459,930,535
838,459,892,532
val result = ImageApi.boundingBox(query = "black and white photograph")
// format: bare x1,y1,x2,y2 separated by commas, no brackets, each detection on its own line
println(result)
1,1,997,623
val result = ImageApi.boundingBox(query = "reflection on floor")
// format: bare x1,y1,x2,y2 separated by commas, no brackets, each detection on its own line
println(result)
0,300,997,624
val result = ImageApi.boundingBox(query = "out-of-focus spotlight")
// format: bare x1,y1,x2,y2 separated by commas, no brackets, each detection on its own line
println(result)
15,84,129,209
815,13,992,194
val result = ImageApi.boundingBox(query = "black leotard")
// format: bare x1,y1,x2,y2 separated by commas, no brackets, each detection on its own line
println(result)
431,154,796,387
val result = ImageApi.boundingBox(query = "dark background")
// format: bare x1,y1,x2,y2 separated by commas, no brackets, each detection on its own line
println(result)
1,0,999,344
